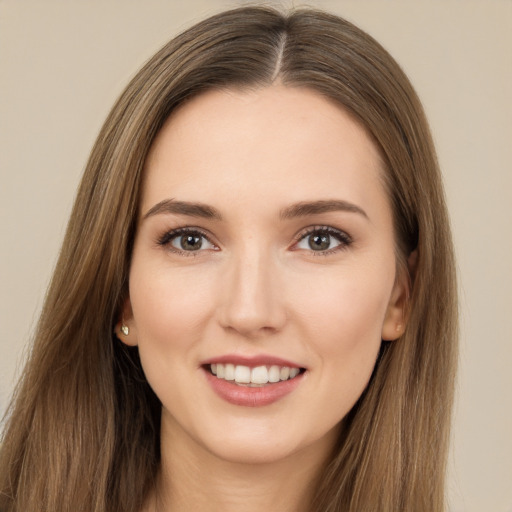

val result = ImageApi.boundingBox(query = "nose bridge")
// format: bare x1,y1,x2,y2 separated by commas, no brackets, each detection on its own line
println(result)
219,240,285,336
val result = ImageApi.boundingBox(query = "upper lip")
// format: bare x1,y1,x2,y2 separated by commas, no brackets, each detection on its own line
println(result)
200,353,305,369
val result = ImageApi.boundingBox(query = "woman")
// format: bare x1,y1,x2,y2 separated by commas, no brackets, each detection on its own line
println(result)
0,6,457,512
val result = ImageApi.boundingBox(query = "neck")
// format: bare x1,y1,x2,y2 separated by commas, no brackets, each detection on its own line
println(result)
146,416,339,512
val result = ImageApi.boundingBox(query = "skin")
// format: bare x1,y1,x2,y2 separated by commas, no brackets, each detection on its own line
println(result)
120,85,407,512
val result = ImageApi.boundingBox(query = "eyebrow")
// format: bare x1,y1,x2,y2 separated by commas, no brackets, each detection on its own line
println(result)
142,199,223,220
279,200,369,220
142,198,368,222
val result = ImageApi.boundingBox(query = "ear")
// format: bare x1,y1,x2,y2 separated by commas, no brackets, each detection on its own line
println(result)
114,297,138,347
381,250,417,341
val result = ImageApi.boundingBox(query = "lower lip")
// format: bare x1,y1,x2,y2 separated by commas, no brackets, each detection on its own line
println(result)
203,368,304,407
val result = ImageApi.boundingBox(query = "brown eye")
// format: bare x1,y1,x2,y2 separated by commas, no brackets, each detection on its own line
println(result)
175,234,204,251
158,229,216,253
308,233,331,251
295,227,352,253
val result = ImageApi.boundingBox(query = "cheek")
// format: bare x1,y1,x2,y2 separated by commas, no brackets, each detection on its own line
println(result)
297,267,391,350
293,269,392,408
130,265,216,346
128,264,220,410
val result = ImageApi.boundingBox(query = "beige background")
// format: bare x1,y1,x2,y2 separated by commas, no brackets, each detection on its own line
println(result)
1,1,511,510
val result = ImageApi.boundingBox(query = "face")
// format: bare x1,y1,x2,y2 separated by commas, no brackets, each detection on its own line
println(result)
122,86,407,465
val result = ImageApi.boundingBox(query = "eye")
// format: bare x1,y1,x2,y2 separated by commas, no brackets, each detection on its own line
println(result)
294,227,352,253
158,228,217,254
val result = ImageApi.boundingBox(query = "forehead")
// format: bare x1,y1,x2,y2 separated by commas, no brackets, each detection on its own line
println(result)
142,86,388,219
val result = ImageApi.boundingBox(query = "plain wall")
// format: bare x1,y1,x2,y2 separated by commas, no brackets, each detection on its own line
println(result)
1,1,511,510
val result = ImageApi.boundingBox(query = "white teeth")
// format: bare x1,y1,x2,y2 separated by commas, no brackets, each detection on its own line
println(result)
251,366,269,384
268,365,280,383
289,367,300,379
210,363,302,385
224,363,235,381
234,365,251,384
280,366,290,380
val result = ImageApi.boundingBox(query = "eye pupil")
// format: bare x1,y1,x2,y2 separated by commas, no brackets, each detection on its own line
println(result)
309,233,330,251
181,234,202,251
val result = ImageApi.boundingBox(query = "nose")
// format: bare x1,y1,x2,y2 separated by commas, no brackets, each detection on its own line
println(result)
217,247,287,338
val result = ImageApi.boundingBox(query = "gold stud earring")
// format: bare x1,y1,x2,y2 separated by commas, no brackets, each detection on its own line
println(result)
121,324,130,336
396,323,403,333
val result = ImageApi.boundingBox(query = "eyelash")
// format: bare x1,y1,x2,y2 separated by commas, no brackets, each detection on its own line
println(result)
292,226,353,255
156,227,216,257
156,225,353,256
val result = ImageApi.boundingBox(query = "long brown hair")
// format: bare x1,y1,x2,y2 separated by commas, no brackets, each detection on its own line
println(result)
0,6,457,511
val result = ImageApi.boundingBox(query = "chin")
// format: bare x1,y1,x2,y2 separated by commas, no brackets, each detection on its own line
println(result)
191,417,340,467
204,440,303,466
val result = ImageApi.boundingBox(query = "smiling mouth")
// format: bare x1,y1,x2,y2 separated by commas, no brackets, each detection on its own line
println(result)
205,363,306,387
